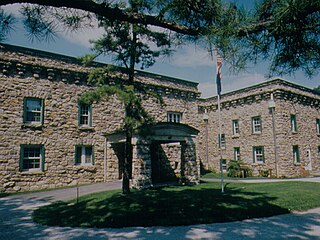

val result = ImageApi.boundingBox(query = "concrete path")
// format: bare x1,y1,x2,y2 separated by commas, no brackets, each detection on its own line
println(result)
1,178,320,240
201,176,320,183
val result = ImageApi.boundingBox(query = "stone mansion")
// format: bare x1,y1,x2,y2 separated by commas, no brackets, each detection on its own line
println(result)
1,43,320,192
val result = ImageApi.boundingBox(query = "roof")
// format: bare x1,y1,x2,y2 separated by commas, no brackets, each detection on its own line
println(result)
0,43,199,90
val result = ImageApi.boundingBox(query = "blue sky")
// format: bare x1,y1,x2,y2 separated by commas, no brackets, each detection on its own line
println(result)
2,1,319,98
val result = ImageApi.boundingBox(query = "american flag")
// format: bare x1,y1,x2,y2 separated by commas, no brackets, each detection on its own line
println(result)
216,54,222,96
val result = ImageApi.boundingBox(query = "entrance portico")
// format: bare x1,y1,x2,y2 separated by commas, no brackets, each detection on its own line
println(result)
104,122,199,188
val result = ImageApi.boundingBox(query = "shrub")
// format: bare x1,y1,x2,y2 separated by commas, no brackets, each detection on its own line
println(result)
227,160,241,177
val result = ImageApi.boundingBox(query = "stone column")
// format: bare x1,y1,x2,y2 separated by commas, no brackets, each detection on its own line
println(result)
131,138,152,188
180,138,199,184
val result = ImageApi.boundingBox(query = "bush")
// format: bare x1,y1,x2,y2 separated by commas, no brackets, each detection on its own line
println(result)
227,161,253,178
227,160,241,177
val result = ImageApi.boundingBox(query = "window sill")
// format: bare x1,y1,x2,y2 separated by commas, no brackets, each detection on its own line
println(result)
252,132,261,135
78,126,95,132
20,171,44,175
75,163,94,167
294,163,301,166
252,162,265,166
232,134,240,138
74,165,96,172
292,131,298,134
21,123,43,130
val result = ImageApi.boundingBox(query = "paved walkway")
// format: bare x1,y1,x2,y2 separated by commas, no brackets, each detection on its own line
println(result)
1,178,320,239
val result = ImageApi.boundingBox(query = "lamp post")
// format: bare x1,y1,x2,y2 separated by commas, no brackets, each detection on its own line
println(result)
268,93,279,178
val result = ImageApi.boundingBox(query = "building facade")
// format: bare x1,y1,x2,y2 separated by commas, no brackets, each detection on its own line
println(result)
197,80,320,178
0,44,319,192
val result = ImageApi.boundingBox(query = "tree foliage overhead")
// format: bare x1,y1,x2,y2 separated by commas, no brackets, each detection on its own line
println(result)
1,0,319,77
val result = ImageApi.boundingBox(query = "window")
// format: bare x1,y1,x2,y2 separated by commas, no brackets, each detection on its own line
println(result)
252,116,262,133
234,147,240,161
75,146,94,165
220,159,227,171
79,104,92,126
20,145,44,172
317,119,320,135
293,145,300,164
291,114,297,132
218,134,226,149
232,120,240,135
318,146,320,156
23,98,44,124
167,112,181,123
253,146,264,163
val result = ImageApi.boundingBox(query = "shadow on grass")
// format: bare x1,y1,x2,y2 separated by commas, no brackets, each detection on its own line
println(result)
0,193,9,198
33,183,290,228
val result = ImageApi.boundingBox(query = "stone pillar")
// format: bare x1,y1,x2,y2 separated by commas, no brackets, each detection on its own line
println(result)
131,138,152,188
180,138,199,184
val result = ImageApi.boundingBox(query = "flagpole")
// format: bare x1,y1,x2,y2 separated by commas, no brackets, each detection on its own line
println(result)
218,94,224,193
215,52,224,193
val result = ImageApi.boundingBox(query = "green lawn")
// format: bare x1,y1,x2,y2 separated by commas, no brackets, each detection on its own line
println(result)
33,181,320,228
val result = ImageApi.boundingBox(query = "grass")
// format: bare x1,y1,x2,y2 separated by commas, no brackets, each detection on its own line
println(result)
0,193,9,198
33,181,320,228
201,171,229,178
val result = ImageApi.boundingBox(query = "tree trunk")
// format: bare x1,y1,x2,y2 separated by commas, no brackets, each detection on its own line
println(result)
122,128,132,194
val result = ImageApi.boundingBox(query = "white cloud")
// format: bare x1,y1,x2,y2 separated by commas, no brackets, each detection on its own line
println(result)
223,72,266,93
172,46,215,68
1,4,23,16
59,26,104,49
199,72,266,98
2,4,104,49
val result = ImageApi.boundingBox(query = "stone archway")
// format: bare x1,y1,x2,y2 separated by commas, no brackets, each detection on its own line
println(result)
104,122,199,188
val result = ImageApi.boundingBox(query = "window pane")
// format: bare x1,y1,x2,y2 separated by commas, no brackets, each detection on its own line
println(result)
25,98,42,123
167,112,181,123
75,146,93,165
79,104,90,125
22,146,42,170
75,147,82,164
233,120,240,134
252,117,261,133
85,147,92,164
254,147,264,162
293,146,300,163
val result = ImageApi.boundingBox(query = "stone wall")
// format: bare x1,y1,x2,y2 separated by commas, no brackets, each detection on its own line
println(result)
197,80,320,177
1,43,319,192
0,44,200,192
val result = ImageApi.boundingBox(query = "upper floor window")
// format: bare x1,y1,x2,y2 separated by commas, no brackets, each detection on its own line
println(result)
23,98,44,124
218,134,226,149
75,145,94,165
252,116,262,134
167,112,181,123
293,145,300,164
232,119,240,135
234,147,240,161
253,146,264,163
79,104,92,127
316,119,320,135
290,114,297,132
20,145,44,172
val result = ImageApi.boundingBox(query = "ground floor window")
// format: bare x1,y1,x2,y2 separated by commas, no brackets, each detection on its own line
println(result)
234,147,240,161
75,145,94,165
293,145,300,164
253,146,264,163
20,145,44,171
